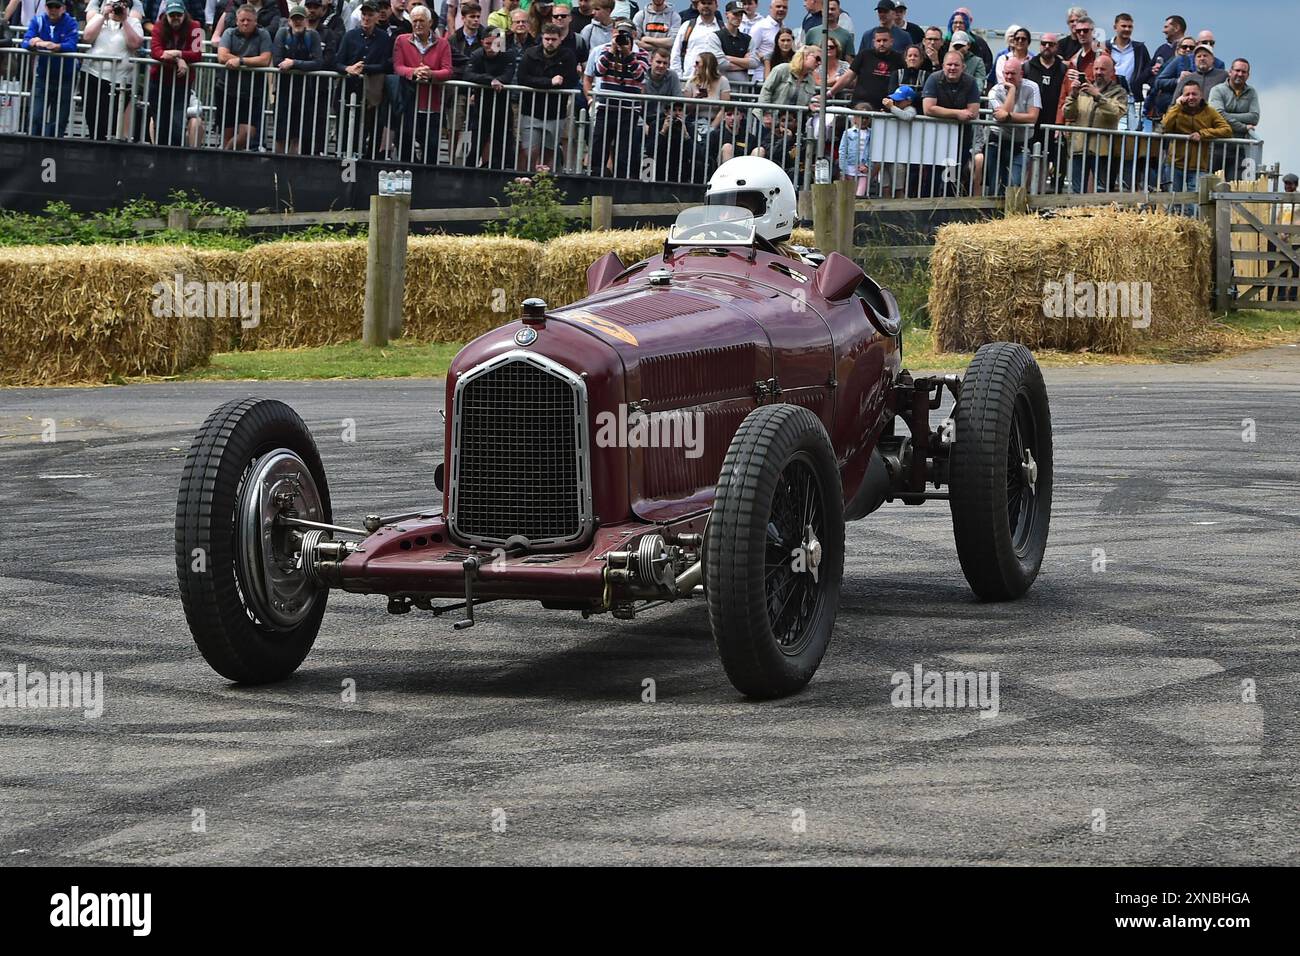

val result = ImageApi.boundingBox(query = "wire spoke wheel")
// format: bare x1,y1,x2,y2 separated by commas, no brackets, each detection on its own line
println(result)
706,404,844,699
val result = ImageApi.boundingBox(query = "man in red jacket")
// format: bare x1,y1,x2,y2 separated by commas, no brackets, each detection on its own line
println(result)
392,3,452,161
150,0,204,145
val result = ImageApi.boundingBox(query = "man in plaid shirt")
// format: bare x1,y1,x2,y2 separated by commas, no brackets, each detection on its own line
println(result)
592,19,649,177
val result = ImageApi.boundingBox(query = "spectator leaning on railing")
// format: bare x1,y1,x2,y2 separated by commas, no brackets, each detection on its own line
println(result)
1161,76,1231,195
1209,58,1258,138
149,0,203,145
272,4,325,154
984,56,1038,195
21,0,79,139
921,49,978,195
214,0,281,43
391,3,449,161
1209,58,1257,181
466,25,516,167
336,1,394,155
82,1,143,142
516,22,579,168
217,5,273,149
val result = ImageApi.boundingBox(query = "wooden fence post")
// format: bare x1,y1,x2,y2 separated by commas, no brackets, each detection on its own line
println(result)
1215,195,1233,314
166,207,193,232
591,195,613,231
364,194,397,347
1200,174,1226,312
812,182,836,255
386,193,412,340
835,179,856,257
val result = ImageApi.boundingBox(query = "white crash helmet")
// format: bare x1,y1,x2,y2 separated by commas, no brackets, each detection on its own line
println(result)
704,156,797,243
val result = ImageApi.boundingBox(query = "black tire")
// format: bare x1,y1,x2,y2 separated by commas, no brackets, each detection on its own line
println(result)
948,342,1053,600
705,404,845,699
175,398,332,683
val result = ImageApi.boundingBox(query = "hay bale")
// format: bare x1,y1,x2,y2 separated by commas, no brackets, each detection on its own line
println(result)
403,235,541,341
537,229,668,307
0,245,212,386
929,207,1212,353
224,239,369,350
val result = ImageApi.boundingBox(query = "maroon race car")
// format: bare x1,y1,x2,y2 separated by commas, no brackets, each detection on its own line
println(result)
175,163,1052,699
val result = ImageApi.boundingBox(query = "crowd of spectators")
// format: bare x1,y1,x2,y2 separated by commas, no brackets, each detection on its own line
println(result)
0,0,1277,196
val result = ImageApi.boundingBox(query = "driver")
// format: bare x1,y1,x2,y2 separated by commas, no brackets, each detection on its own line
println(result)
703,156,811,263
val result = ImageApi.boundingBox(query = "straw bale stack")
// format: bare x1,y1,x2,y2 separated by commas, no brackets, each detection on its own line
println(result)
929,207,1212,353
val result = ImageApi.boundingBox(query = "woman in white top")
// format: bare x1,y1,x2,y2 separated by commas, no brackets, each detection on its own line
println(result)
992,26,1032,88
82,0,145,141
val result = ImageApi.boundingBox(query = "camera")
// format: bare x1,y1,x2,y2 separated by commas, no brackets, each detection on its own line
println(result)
615,31,631,46
110,0,127,12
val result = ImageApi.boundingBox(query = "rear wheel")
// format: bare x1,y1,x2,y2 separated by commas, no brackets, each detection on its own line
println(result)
175,398,331,683
948,343,1053,599
706,404,845,699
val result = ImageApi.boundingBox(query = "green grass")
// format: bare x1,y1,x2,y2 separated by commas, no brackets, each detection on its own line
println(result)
177,340,464,381
1216,309,1300,335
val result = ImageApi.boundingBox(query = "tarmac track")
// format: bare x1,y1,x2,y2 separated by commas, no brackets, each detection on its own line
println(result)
0,346,1297,865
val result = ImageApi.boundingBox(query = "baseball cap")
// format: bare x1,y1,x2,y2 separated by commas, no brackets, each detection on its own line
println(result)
875,0,895,10
613,18,635,32
724,0,744,12
359,0,380,10
889,85,915,102
164,0,185,11
1193,43,1214,55
289,3,307,16
950,30,971,47
1283,173,1298,186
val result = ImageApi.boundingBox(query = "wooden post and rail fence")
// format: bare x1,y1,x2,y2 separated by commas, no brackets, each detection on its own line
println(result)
147,178,1299,346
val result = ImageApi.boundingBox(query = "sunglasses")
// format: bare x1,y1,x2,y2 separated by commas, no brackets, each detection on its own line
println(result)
1041,41,1057,47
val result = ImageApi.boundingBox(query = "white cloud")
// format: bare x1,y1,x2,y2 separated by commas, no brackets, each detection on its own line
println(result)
1255,84,1299,176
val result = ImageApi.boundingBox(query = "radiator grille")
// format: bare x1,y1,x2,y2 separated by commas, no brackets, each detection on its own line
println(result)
450,353,590,548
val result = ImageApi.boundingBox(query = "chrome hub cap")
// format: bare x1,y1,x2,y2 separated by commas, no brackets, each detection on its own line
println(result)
236,449,324,629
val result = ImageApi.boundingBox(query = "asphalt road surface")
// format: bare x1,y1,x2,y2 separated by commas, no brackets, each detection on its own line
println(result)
1,347,1298,865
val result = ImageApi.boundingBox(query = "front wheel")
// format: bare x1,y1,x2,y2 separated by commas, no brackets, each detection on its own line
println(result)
705,404,845,699
948,342,1053,600
175,398,332,683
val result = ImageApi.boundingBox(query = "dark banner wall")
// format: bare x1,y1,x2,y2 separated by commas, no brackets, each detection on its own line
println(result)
0,134,704,231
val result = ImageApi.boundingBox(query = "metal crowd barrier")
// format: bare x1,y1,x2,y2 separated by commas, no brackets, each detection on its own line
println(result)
0,46,1263,212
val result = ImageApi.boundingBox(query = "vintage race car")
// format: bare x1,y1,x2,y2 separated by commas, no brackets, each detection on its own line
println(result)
175,160,1052,699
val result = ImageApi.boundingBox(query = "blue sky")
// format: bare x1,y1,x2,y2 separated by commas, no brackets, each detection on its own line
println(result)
835,1,1295,171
